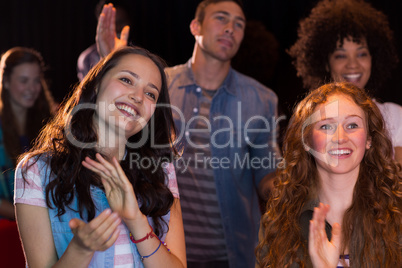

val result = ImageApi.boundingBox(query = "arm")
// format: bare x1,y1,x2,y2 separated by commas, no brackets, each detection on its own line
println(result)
16,203,121,268
96,3,130,58
82,154,186,267
308,203,341,268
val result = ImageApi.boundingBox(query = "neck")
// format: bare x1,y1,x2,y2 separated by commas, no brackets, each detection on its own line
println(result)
11,102,27,135
94,118,127,161
317,168,359,225
191,44,231,90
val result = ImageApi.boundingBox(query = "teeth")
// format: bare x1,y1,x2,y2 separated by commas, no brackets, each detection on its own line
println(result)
116,104,137,117
329,149,351,155
343,74,361,79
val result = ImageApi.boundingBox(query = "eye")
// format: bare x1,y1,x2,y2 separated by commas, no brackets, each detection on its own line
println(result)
146,92,156,100
319,124,334,130
334,54,346,60
120,77,132,85
347,123,359,129
235,22,245,30
216,15,227,22
357,52,369,57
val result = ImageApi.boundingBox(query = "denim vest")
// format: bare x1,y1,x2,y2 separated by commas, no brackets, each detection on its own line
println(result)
36,158,170,267
166,61,281,268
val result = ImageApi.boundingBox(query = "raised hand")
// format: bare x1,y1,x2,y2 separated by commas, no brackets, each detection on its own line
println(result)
308,203,342,268
96,3,130,58
82,153,143,223
69,208,121,253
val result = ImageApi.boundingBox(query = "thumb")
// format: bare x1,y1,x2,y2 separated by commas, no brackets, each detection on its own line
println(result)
69,218,85,232
330,222,342,249
120,26,130,43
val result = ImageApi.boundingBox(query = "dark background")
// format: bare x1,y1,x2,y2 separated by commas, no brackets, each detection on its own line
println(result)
0,0,401,120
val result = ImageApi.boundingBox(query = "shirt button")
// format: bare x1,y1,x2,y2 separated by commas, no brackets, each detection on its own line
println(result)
193,107,198,113
196,87,202,93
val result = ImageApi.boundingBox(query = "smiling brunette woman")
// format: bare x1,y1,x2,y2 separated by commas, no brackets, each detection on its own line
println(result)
14,46,186,267
0,47,55,220
255,82,401,267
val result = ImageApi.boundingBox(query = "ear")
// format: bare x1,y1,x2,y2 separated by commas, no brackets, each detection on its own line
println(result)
190,19,201,36
366,136,372,150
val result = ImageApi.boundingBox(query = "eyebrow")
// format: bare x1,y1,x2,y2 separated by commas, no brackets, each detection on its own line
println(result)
213,11,246,23
319,114,364,121
334,45,368,51
122,70,160,92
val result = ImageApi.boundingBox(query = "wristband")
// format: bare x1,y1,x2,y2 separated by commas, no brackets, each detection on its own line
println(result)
129,226,154,243
141,241,162,262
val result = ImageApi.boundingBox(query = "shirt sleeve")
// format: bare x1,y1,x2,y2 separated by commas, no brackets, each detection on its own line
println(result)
14,157,47,208
163,162,180,199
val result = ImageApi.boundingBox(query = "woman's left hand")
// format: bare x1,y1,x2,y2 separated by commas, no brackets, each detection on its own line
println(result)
82,153,143,222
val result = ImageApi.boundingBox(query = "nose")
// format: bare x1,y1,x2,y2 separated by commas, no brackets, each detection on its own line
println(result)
346,56,358,69
331,126,348,144
128,91,143,104
224,22,234,35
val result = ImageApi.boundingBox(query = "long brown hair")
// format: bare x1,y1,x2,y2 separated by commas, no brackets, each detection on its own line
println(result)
19,46,178,236
0,47,54,165
256,82,402,267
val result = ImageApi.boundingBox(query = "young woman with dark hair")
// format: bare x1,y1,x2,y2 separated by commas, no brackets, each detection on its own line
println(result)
0,46,54,220
15,46,186,267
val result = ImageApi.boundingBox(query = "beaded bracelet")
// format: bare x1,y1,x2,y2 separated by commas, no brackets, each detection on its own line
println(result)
140,241,162,262
129,226,154,243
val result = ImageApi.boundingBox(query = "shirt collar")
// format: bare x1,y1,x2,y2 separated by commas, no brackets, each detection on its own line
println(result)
182,59,237,96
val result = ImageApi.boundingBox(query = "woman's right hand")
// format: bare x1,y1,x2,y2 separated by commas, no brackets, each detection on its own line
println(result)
69,208,121,253
96,3,130,58
309,203,341,268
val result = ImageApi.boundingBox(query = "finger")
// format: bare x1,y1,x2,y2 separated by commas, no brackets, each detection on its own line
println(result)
120,25,130,43
83,208,113,233
100,225,121,251
330,222,342,249
83,156,114,178
95,154,121,182
92,212,121,246
112,157,131,187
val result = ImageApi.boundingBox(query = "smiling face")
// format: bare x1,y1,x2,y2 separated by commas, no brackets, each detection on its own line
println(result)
95,53,161,139
192,1,246,62
5,62,42,112
328,38,372,89
308,94,371,178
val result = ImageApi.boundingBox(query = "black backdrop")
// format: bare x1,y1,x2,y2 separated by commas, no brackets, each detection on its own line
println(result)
0,0,401,118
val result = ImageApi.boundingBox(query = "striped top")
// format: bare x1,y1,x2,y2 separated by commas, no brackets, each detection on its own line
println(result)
337,254,350,268
175,89,227,262
14,159,179,268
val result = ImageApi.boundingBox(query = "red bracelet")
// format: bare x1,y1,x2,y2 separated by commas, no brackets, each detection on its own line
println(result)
129,226,155,243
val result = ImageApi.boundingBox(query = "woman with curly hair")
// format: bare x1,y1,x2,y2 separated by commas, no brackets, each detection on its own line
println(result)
255,82,402,267
14,46,186,267
0,47,55,220
288,0,402,167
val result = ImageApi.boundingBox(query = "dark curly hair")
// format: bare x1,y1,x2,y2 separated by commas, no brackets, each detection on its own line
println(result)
19,46,178,236
255,82,402,267
288,0,398,92
0,47,55,165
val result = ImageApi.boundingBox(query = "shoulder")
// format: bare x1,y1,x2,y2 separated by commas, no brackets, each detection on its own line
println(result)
231,69,278,105
165,62,189,84
165,62,187,76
